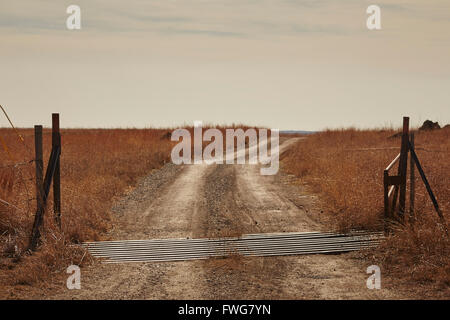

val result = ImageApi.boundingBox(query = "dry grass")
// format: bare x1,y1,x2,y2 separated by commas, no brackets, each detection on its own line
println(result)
281,127,450,291
0,128,174,296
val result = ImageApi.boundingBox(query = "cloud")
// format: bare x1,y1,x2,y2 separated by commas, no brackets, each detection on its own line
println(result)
0,0,449,39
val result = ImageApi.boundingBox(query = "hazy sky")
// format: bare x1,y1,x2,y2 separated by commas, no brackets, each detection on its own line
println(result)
1,0,449,130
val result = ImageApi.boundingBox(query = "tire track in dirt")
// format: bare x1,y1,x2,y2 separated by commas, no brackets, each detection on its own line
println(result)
197,164,289,299
44,164,214,299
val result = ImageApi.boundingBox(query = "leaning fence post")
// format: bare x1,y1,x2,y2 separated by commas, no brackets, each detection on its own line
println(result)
409,144,446,224
29,125,44,251
409,132,415,221
52,113,61,227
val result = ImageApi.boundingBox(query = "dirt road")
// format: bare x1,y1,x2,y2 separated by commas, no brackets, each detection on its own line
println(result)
44,138,410,299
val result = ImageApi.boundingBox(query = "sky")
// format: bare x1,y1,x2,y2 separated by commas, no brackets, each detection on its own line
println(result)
0,0,449,130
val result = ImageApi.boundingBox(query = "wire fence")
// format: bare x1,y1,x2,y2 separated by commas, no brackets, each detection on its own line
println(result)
0,105,35,216
1,106,63,251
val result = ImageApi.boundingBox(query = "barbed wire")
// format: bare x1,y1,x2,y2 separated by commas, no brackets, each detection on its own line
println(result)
0,104,34,214
0,104,34,156
0,198,22,211
0,159,35,170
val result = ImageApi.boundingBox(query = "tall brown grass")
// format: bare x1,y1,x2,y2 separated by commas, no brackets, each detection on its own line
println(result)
282,127,450,291
0,128,174,296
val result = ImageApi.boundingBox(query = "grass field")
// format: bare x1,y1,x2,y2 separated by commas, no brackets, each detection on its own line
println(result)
0,128,174,292
281,127,450,289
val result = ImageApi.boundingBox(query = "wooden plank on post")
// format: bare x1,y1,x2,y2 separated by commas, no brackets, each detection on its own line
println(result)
409,133,415,221
397,117,409,218
386,175,402,186
52,113,61,227
29,125,44,251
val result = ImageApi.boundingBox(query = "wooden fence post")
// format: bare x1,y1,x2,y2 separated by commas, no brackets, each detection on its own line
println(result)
29,125,44,251
383,170,389,219
383,170,390,232
397,117,409,218
52,113,61,227
409,132,415,221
